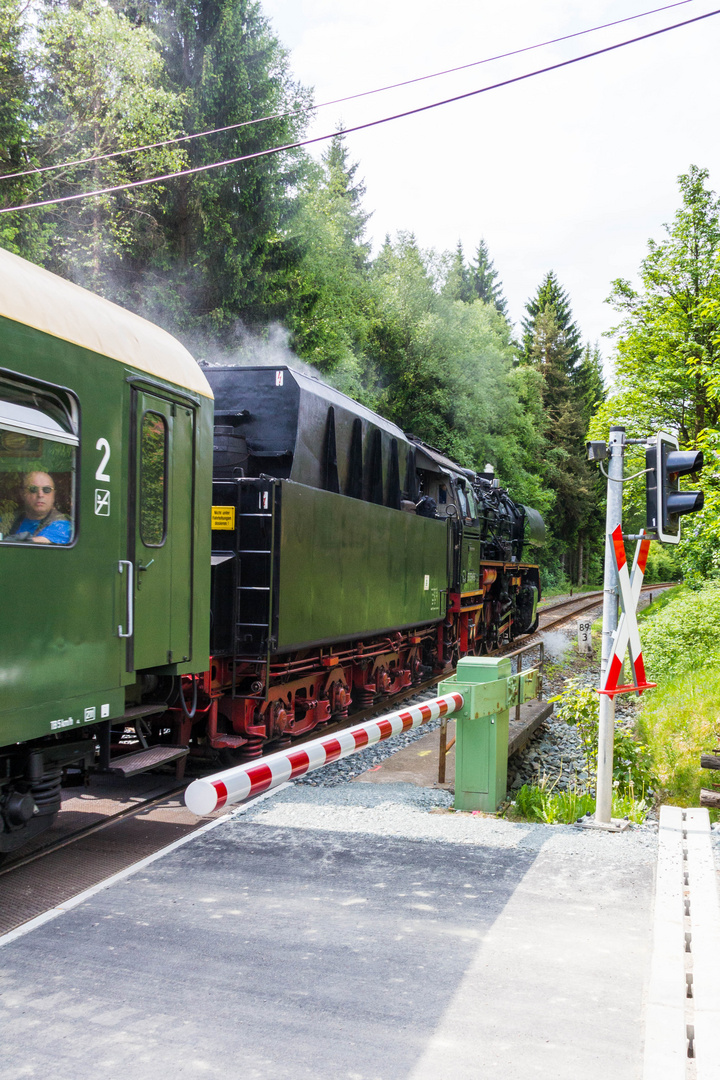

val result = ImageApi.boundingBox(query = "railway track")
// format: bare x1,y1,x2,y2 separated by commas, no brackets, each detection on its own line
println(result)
534,581,672,635
0,582,674,937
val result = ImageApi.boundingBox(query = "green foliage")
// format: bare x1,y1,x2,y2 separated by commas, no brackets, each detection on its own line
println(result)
550,679,599,776
508,780,649,825
643,543,682,585
574,344,606,428
598,166,720,442
638,664,720,807
360,234,554,509
550,677,656,796
519,284,604,582
29,0,188,294
637,584,684,622
521,270,583,369
149,0,312,342
441,241,474,304
470,238,508,317
640,581,720,680
287,135,375,387
0,0,47,258
441,238,508,316
675,427,720,586
590,166,720,579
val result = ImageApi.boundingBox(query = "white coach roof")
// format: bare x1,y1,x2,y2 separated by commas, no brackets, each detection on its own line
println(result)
0,247,213,399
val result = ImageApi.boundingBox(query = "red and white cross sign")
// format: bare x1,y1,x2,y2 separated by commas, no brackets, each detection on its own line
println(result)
598,526,657,697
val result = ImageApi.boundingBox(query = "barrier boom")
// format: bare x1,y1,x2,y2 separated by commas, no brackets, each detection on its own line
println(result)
185,692,465,816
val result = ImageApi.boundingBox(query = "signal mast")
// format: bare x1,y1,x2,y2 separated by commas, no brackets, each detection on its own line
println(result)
585,427,703,828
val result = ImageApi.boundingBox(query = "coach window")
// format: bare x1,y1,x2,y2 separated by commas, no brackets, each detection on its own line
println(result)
139,411,167,546
0,380,78,547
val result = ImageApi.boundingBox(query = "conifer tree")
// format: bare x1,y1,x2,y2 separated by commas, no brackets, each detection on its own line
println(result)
134,0,312,343
442,241,473,303
470,238,507,316
319,134,371,262
574,343,606,427
522,270,583,369
525,302,599,582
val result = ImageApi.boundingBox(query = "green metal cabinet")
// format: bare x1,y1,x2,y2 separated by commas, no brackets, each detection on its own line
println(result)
440,656,539,812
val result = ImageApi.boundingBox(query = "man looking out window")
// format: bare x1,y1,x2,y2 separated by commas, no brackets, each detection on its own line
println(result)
6,471,72,544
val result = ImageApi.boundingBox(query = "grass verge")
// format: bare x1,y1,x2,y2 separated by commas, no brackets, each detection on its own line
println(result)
504,781,650,825
638,664,720,815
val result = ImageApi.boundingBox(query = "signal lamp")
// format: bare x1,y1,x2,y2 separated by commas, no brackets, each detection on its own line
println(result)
645,431,704,544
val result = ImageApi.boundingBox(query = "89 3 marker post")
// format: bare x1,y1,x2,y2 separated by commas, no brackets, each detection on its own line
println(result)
577,619,593,656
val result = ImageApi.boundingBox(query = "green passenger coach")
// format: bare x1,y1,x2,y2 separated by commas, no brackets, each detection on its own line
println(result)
0,247,213,854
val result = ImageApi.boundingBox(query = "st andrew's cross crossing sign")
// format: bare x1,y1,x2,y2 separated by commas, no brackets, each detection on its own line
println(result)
598,526,657,698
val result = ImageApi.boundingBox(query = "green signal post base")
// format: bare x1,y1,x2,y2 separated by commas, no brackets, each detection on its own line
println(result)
439,656,539,812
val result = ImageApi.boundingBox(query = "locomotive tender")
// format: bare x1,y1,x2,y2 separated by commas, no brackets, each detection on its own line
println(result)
0,249,543,854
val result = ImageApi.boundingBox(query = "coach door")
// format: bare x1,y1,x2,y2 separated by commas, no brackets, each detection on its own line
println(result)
127,388,195,671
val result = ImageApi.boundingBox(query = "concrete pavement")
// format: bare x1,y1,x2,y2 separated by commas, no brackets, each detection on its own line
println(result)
0,782,660,1080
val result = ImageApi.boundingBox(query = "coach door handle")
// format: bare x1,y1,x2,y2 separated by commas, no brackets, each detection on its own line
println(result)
118,560,134,638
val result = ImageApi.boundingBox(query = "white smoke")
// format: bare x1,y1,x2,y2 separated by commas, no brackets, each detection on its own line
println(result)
196,322,324,380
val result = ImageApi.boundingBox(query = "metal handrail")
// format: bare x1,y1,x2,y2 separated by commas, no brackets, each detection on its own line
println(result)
506,639,545,722
117,560,134,639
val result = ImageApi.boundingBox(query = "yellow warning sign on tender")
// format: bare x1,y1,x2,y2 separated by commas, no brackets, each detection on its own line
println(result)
212,506,236,530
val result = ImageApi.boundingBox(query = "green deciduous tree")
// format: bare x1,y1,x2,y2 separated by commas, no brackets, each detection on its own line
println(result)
594,166,720,442
0,0,44,257
590,166,720,578
286,135,375,393
27,0,188,295
366,233,552,514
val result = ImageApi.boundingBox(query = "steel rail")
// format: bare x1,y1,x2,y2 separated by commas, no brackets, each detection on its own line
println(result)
535,581,671,635
0,783,187,877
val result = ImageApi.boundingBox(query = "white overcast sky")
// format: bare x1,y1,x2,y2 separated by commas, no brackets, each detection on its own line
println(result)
261,0,720,362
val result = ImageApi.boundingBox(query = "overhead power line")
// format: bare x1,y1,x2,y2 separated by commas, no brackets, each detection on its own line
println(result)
2,5,719,215
0,0,703,184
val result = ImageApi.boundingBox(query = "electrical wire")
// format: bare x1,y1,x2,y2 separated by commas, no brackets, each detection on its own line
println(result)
598,462,652,482
0,0,705,184
2,5,718,215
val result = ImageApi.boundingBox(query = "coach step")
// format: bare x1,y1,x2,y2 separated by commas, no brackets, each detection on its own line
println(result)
108,745,189,777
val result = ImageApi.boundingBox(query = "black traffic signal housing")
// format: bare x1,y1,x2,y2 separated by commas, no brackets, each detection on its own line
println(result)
646,431,704,543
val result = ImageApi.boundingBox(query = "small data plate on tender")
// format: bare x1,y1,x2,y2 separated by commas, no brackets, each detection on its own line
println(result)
212,505,236,530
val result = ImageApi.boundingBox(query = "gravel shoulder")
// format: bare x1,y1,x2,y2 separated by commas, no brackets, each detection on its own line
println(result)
240,779,659,865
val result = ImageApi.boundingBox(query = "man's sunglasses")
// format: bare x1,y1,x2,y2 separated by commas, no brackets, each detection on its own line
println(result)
26,485,54,494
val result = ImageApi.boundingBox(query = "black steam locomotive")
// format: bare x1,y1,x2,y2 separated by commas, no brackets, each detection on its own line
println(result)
187,365,544,759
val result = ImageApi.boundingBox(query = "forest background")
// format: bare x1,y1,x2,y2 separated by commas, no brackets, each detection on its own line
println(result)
1,0,718,588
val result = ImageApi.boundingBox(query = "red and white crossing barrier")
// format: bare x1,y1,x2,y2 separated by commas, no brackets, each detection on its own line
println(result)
185,692,464,816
